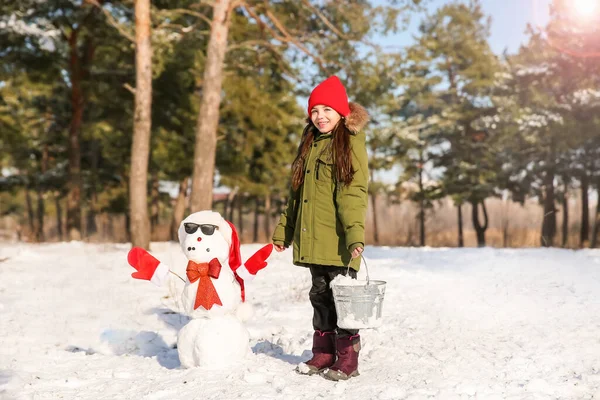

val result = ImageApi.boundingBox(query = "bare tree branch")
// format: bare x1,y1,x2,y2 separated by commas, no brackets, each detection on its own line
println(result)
263,9,327,70
300,0,346,39
155,22,210,36
240,3,285,42
230,0,245,10
228,39,296,77
190,0,217,7
83,0,134,42
123,83,135,95
228,39,275,51
323,1,406,52
156,8,212,26
58,27,70,42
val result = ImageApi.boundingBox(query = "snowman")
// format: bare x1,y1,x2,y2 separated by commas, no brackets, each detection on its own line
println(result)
126,210,273,368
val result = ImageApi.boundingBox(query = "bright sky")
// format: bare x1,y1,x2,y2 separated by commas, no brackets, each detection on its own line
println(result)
376,0,553,54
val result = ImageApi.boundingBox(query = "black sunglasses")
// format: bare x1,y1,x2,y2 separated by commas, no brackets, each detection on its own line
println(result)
183,223,218,235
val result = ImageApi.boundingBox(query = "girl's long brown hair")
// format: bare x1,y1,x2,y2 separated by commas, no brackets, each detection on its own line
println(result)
291,120,355,190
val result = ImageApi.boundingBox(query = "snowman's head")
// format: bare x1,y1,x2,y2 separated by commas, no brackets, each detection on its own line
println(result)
177,210,241,266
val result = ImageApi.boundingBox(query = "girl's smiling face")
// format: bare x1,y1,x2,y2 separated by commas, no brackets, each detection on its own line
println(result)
310,105,342,134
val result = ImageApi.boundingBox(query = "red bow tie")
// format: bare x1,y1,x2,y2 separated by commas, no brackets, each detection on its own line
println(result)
186,258,223,310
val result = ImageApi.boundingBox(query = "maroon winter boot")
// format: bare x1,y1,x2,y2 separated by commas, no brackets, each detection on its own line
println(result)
296,331,336,375
322,334,360,381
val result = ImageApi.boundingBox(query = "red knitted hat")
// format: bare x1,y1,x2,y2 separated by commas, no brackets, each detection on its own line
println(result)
307,76,350,117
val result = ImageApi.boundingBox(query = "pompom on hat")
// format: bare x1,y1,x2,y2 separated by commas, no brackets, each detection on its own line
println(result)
307,75,351,117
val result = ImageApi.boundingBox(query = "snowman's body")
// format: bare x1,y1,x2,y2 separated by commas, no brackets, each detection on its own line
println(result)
177,314,249,369
175,211,250,368
178,265,249,368
128,210,272,369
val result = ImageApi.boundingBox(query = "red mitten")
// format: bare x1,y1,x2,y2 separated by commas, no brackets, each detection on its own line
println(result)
127,247,170,286
236,244,274,281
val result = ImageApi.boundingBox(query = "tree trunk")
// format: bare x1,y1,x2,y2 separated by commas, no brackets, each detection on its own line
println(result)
540,166,557,247
35,190,45,242
502,193,510,248
502,220,509,248
371,192,379,245
264,193,271,243
277,195,285,215
189,0,232,212
35,142,49,242
25,189,35,239
224,187,238,219
418,152,425,247
129,0,153,249
237,194,244,240
66,30,85,241
591,184,600,248
86,200,98,238
228,193,236,222
124,176,131,242
150,171,160,229
171,177,189,241
55,192,63,241
457,202,464,247
86,139,99,237
471,199,488,247
580,171,589,247
253,196,259,243
561,186,568,248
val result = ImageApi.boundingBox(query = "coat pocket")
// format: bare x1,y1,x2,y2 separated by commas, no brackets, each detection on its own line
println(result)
315,154,334,184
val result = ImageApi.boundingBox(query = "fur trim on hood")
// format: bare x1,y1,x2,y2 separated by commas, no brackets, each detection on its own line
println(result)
344,102,369,133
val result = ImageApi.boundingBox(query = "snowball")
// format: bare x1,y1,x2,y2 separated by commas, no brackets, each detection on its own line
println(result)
235,302,255,322
296,362,311,374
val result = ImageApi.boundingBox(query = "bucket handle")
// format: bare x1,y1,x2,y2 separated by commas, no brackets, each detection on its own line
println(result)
345,254,370,285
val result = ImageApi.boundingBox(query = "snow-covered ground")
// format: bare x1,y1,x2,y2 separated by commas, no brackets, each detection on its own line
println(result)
1,242,600,400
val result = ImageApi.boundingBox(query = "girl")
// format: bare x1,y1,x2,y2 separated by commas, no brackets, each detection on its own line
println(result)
272,76,369,381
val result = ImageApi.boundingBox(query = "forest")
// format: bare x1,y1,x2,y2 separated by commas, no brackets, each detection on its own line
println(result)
1,0,599,249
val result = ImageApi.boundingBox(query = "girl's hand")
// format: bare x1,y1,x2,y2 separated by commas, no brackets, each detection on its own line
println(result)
351,246,363,259
274,244,287,252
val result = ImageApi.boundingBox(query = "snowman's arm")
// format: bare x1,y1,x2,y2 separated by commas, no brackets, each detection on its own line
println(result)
236,244,274,281
127,247,171,287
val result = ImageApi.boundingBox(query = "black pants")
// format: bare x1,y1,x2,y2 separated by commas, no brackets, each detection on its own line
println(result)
309,265,359,337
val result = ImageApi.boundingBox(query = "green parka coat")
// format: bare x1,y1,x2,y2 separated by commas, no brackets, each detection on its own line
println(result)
272,103,369,271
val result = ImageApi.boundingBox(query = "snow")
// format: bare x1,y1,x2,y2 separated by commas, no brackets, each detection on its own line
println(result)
0,14,60,38
572,89,600,106
1,242,600,399
177,316,249,369
514,64,555,77
516,111,564,130
331,273,364,286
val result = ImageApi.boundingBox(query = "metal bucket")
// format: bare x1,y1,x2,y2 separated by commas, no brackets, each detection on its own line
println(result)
331,255,386,329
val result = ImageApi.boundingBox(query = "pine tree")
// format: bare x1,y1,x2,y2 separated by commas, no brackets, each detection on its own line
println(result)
0,1,126,240
492,0,600,247
399,0,499,246
544,0,600,247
